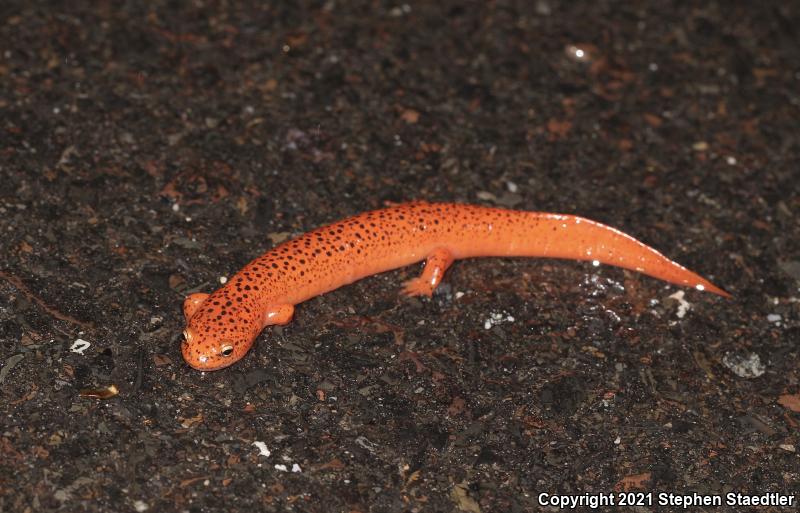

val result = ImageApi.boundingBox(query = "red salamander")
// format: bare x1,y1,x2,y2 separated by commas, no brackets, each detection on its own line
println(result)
181,202,729,370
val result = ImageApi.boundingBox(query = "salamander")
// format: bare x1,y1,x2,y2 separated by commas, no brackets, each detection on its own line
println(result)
181,202,729,370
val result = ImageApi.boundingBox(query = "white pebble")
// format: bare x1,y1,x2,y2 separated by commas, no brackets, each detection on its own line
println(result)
483,311,515,330
668,291,691,319
70,339,91,354
722,352,765,378
252,441,270,457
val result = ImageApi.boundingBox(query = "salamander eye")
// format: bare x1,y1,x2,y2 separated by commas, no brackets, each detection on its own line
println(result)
220,345,234,357
182,330,191,344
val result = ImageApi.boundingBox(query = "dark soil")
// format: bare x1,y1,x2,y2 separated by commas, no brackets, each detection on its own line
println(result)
1,1,799,512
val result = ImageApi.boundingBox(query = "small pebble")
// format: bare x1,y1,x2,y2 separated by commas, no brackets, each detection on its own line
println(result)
484,311,515,330
722,352,765,379
252,441,270,457
70,339,91,354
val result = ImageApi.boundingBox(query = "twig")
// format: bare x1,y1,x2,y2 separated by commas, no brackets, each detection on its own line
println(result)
0,270,94,329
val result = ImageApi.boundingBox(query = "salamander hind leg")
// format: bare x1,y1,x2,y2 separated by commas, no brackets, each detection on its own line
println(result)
263,304,295,327
402,248,454,297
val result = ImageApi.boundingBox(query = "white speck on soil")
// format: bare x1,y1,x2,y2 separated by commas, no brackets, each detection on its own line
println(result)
722,352,765,378
70,339,91,354
252,441,271,457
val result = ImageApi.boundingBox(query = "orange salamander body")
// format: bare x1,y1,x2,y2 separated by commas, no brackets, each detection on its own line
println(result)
181,202,728,370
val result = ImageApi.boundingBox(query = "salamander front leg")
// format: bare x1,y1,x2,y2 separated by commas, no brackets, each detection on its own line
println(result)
402,248,454,297
263,304,295,327
183,293,210,321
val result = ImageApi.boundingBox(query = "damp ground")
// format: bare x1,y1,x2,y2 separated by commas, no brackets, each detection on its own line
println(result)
1,2,798,512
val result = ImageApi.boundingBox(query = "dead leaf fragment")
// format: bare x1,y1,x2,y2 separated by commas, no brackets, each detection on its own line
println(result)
179,476,209,488
236,196,249,215
262,78,278,92
615,472,651,491
581,345,606,359
447,396,466,417
643,113,663,127
169,274,186,291
778,394,800,412
32,445,50,459
450,481,481,513
400,108,420,124
180,413,203,428
79,384,119,399
318,458,345,471
153,354,172,366
268,232,291,245
546,118,572,139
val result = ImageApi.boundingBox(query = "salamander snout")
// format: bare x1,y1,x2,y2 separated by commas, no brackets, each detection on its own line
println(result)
180,327,247,371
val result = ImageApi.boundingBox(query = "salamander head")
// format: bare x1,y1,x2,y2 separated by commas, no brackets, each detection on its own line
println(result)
180,291,259,371
180,325,255,371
